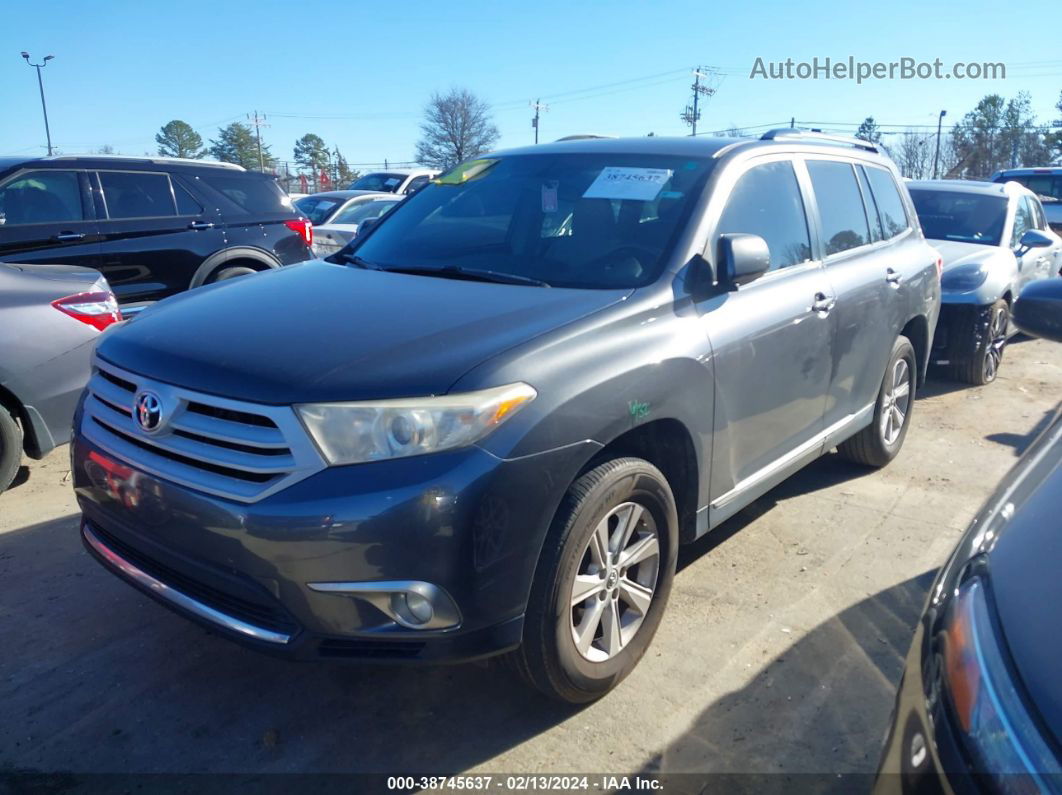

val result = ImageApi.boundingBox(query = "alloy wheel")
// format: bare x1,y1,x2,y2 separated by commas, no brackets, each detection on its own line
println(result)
983,307,1008,383
569,501,660,662
880,358,911,446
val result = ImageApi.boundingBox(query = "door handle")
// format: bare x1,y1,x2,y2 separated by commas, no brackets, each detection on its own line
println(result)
53,232,85,242
188,221,215,230
885,268,902,285
811,292,836,314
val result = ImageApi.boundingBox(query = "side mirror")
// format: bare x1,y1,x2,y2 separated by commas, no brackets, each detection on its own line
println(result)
1018,229,1053,252
356,216,380,238
1013,280,1062,342
718,233,770,287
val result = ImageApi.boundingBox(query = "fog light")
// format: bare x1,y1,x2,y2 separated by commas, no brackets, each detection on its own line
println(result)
392,591,435,626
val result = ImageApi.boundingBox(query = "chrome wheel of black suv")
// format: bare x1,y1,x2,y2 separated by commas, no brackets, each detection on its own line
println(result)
508,458,678,703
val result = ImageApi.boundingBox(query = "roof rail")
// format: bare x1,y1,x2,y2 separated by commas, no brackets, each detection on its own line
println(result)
43,154,246,170
760,128,879,153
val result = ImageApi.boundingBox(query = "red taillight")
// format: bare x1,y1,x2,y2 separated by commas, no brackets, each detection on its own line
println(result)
51,291,123,332
285,218,313,247
936,255,944,279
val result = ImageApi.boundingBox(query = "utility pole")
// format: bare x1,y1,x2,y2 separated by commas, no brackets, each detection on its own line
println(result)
247,110,268,171
681,67,716,136
933,109,947,179
790,117,796,129
530,98,549,144
21,52,54,156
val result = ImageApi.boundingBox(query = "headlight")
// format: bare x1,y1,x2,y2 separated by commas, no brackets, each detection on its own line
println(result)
941,577,1062,788
941,263,989,291
295,382,536,465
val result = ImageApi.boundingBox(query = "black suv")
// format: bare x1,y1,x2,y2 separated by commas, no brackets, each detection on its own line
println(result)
0,156,314,306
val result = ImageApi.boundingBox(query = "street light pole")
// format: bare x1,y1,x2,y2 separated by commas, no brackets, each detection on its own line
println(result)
932,109,947,180
21,52,55,156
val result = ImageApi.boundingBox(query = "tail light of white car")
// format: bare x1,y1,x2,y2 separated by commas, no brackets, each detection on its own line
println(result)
51,290,123,332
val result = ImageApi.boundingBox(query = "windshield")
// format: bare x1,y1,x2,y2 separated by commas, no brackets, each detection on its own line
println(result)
353,153,711,289
910,189,1007,246
332,198,400,226
294,195,345,224
349,173,407,193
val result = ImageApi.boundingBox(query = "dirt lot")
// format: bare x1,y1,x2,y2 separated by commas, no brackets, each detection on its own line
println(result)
1,338,1060,784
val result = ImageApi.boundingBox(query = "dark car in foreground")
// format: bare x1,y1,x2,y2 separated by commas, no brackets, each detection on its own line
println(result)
0,155,313,308
73,132,940,702
909,179,1061,385
0,261,122,493
875,278,1062,794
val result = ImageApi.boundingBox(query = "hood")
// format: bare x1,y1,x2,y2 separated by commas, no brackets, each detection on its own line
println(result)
97,261,629,404
931,239,1000,272
985,414,1062,748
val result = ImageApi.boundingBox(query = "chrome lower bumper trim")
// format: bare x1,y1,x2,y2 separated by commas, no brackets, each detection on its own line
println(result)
83,524,292,645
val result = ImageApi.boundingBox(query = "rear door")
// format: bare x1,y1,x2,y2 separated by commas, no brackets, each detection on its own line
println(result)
94,169,223,303
0,168,101,269
698,155,833,522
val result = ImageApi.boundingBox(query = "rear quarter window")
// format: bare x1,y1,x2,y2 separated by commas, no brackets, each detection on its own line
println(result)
200,174,287,214
864,166,910,238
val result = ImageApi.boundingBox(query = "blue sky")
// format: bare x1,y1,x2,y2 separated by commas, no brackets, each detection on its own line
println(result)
1,0,1060,168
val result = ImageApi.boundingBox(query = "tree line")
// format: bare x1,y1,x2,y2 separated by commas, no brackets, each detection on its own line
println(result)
152,87,501,189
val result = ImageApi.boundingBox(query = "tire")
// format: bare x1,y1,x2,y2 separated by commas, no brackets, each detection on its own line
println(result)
506,457,678,703
0,407,23,494
838,335,916,468
206,264,260,283
951,299,1009,386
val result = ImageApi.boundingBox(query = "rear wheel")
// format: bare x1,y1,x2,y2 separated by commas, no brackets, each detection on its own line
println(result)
951,299,1008,385
206,263,261,283
0,408,23,494
838,335,916,468
506,457,678,703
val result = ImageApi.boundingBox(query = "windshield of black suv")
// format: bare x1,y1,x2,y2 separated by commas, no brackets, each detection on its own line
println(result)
352,153,711,289
349,172,407,192
909,189,1007,246
294,195,345,224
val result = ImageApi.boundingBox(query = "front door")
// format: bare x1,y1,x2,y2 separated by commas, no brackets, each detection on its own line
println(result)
0,169,101,269
698,156,833,524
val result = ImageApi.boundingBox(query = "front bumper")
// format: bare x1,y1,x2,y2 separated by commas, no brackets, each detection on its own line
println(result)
74,430,596,663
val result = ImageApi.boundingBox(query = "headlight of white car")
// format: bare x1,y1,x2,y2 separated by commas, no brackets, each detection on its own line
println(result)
941,262,990,291
295,382,537,465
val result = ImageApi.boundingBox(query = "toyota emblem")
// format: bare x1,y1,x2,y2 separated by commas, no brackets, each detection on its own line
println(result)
134,391,165,433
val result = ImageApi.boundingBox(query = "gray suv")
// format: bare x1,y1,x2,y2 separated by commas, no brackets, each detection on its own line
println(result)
73,132,941,703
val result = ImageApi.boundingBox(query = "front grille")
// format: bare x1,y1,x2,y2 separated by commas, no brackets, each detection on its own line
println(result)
81,358,326,502
89,522,299,636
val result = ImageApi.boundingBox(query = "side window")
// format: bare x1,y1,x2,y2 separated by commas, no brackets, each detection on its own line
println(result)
99,172,177,219
1011,197,1034,245
1026,197,1046,231
714,160,812,271
0,170,85,226
807,160,871,255
865,166,910,239
855,166,883,243
174,182,204,216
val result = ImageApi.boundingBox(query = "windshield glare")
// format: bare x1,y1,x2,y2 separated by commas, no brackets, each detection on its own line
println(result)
910,189,1007,246
294,195,343,224
333,199,400,226
353,153,711,289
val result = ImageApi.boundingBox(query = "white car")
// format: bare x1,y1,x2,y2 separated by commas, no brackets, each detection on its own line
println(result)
345,168,438,195
311,196,402,257
293,190,392,227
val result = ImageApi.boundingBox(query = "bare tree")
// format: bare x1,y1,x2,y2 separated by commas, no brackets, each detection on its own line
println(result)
415,87,500,170
895,130,933,180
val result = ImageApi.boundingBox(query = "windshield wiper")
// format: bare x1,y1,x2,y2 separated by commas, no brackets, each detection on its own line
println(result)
341,253,383,270
383,265,551,287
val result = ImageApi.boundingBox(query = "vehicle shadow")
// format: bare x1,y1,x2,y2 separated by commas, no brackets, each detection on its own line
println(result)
985,402,1060,456
639,571,936,793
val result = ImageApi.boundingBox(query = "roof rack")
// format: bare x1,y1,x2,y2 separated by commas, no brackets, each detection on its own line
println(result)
760,128,879,153
43,154,245,170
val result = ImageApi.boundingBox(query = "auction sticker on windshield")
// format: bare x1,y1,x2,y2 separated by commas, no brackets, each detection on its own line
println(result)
582,167,672,201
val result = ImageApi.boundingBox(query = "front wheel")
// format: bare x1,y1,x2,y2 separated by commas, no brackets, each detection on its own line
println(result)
838,335,916,468
951,299,1009,386
506,457,678,703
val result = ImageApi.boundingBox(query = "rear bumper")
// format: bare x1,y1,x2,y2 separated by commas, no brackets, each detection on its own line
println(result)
73,429,595,663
